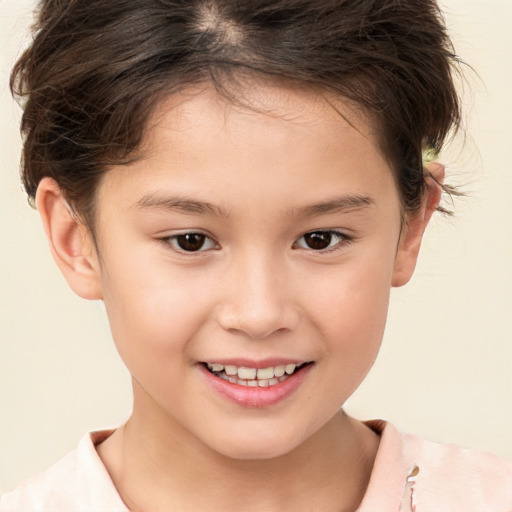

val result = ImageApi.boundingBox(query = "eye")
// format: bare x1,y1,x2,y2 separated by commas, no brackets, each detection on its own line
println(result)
165,232,218,253
294,230,348,252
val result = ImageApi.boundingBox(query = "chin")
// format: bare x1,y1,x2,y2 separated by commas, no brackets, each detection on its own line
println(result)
205,428,306,461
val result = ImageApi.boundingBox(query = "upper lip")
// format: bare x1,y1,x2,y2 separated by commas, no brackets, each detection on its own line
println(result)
200,358,312,369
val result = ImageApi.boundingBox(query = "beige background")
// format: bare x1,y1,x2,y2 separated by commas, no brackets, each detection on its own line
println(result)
1,0,511,493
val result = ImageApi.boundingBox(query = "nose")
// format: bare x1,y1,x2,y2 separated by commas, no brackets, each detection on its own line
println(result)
217,254,300,339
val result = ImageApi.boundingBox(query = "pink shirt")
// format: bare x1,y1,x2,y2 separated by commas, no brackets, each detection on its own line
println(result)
2,420,511,511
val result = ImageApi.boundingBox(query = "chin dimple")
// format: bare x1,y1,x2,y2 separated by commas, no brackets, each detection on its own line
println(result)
205,362,308,387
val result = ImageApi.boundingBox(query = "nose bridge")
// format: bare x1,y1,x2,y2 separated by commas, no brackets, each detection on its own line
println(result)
218,248,299,338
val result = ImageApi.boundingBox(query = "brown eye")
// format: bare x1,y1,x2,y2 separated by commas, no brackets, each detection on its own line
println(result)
303,231,333,250
170,233,216,252
177,233,205,251
295,230,346,251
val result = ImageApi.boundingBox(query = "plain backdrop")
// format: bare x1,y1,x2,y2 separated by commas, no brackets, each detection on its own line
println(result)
1,0,511,494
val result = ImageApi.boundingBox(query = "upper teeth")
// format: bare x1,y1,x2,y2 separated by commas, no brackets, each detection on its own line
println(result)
207,363,298,380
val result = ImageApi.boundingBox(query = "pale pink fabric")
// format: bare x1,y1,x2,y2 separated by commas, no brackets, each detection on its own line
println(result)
2,421,511,511
0,430,128,512
359,420,512,511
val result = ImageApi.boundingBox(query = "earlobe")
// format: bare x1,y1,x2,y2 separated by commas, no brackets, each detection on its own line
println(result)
36,177,103,300
392,163,445,287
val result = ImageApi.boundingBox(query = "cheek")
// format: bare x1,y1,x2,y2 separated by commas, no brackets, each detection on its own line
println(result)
303,253,395,383
98,248,215,375
308,254,394,329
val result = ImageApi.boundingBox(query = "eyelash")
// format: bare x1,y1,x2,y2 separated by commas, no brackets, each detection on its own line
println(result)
161,232,218,254
293,230,352,253
160,229,352,254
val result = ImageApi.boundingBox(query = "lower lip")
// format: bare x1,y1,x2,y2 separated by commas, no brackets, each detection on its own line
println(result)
199,364,312,408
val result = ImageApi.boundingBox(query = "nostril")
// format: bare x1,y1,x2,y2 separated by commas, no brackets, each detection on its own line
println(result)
216,281,301,338
217,307,299,339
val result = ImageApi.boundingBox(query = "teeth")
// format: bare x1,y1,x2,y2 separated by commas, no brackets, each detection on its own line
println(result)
225,365,238,376
285,364,296,375
274,365,285,377
238,367,257,380
256,367,274,380
206,361,307,386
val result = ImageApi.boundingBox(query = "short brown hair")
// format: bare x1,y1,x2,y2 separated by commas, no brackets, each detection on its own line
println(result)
11,0,462,225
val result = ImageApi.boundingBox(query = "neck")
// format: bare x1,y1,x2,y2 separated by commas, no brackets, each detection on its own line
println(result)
97,394,379,512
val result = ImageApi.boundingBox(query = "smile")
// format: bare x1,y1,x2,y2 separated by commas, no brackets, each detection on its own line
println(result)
204,362,310,388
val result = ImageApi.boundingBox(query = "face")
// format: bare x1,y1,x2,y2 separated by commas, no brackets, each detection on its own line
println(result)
89,83,408,459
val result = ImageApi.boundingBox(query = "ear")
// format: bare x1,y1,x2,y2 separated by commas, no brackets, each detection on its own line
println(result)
36,177,103,300
392,163,445,287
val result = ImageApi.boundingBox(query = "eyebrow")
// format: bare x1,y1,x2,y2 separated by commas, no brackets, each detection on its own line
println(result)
133,193,374,219
294,195,375,218
133,194,231,219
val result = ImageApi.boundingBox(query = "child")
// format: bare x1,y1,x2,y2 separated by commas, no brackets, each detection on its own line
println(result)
2,0,511,510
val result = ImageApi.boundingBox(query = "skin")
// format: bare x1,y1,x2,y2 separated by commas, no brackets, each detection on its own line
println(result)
36,82,443,512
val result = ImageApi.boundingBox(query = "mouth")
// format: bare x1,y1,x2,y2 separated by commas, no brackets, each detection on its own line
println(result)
202,361,312,388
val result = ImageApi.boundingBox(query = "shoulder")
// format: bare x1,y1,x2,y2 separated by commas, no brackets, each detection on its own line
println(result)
402,429,512,510
360,420,512,512
0,430,128,512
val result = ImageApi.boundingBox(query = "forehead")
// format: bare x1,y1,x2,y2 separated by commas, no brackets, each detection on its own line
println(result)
97,82,396,216
145,81,377,152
